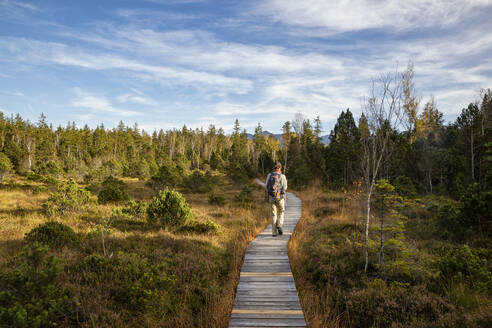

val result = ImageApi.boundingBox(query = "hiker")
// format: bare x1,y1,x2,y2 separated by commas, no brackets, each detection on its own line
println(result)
265,161,288,237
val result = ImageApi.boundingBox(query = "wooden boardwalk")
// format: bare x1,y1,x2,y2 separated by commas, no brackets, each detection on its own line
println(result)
229,188,306,328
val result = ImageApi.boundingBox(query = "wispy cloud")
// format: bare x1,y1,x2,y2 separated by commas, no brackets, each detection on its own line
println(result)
0,106,11,115
0,37,253,95
0,1,491,133
70,89,142,117
252,0,492,32
0,90,25,96
117,93,158,105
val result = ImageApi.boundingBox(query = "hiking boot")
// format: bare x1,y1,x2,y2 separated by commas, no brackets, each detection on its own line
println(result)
277,227,283,235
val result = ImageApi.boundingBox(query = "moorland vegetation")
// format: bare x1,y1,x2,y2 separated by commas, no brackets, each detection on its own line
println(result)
0,64,491,327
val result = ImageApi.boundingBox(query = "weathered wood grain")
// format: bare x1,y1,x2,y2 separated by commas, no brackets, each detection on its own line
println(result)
228,189,306,327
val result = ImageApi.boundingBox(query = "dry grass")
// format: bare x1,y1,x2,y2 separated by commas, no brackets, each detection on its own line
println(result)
288,184,359,328
0,175,270,327
288,183,492,328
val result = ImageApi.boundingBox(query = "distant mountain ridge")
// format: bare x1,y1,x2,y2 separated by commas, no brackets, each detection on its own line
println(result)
246,130,330,145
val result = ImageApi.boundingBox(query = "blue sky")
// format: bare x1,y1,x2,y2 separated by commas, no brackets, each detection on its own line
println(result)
1,0,491,134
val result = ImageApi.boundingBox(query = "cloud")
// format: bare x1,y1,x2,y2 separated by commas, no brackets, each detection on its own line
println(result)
0,37,253,94
71,89,142,117
1,2,491,133
117,93,158,105
0,90,24,96
0,106,11,115
253,0,492,32
0,0,39,22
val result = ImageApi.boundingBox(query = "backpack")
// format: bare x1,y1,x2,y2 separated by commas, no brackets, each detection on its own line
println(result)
267,172,284,200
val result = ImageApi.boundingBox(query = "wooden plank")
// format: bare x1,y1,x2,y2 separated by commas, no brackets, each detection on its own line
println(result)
232,310,303,315
229,189,306,327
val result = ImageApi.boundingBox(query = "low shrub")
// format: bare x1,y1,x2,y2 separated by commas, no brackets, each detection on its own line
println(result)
234,184,255,204
74,252,176,313
343,281,454,327
97,176,130,204
32,185,47,194
314,206,337,218
122,200,147,217
0,243,80,327
25,171,45,182
148,160,182,190
36,160,63,178
147,188,194,227
177,219,221,235
183,170,214,193
393,175,417,198
439,245,492,292
43,179,96,216
24,221,78,249
208,193,225,206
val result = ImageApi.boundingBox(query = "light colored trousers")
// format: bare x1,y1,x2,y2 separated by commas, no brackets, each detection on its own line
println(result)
269,197,285,235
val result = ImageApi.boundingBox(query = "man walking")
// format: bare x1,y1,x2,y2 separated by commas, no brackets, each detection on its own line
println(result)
265,162,288,237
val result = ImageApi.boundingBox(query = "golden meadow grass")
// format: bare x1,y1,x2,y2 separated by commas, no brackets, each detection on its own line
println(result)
0,175,269,327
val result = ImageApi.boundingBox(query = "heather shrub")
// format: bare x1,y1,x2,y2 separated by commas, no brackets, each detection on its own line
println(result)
122,200,147,217
439,245,492,292
43,179,96,216
147,188,194,227
32,185,47,194
343,280,454,327
0,243,79,327
97,176,130,204
314,206,337,218
208,193,225,206
234,184,255,204
74,252,176,313
24,222,78,249
178,219,221,235
25,171,45,182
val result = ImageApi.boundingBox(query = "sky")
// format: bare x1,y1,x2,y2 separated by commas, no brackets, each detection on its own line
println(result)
0,0,491,134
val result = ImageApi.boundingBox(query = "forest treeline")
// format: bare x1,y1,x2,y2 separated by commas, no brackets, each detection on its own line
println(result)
0,88,490,196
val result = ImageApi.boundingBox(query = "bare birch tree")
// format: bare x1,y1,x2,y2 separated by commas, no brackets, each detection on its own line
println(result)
361,66,406,273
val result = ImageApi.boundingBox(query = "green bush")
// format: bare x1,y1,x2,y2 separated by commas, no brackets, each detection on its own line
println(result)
184,170,214,193
0,243,80,327
43,179,96,216
44,176,59,186
234,184,255,203
342,281,454,327
393,176,417,198
148,160,182,190
208,193,225,206
32,185,47,194
36,160,63,178
147,188,194,227
24,222,78,249
25,171,45,182
97,176,130,204
439,245,492,292
74,252,176,313
122,200,147,217
459,183,492,236
178,219,221,235
0,152,13,183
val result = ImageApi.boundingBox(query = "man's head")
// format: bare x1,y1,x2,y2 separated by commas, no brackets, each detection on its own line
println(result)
274,161,282,172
